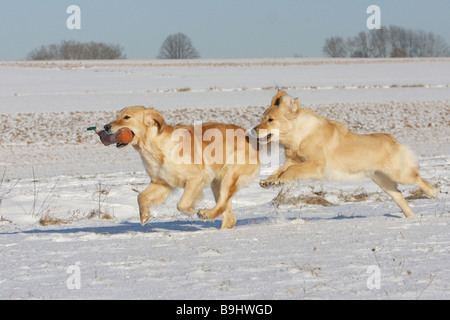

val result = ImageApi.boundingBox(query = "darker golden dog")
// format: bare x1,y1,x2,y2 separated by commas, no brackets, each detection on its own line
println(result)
105,106,260,229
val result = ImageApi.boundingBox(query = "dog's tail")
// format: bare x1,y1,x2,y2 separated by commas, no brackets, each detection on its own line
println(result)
398,144,420,171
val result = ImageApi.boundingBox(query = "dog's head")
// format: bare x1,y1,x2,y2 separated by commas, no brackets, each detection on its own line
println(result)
104,106,166,148
252,90,300,143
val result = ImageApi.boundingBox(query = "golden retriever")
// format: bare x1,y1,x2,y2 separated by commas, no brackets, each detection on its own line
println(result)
252,90,436,218
105,106,260,229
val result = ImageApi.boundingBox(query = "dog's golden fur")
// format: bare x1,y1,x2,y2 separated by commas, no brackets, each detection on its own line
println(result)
106,106,260,229
253,90,436,218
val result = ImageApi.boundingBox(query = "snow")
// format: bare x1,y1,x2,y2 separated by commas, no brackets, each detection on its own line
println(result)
0,58,449,299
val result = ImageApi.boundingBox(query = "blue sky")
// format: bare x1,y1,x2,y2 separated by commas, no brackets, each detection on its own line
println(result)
1,0,449,60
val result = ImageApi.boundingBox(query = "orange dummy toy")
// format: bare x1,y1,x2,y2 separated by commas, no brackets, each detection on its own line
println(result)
87,126,134,147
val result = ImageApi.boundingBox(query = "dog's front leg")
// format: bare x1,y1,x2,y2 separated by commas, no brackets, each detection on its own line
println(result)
262,161,324,187
138,182,173,225
279,161,325,183
260,162,295,188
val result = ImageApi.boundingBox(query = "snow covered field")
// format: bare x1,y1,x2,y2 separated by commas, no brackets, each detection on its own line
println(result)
0,58,449,299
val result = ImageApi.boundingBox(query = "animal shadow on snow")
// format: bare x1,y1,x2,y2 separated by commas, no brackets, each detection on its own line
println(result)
2,207,403,237
4,216,273,236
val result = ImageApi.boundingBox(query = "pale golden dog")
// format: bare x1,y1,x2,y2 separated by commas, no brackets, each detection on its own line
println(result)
105,106,260,229
252,90,436,218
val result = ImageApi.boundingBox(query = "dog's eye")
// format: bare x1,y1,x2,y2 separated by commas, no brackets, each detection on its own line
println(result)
268,118,274,122
124,115,131,120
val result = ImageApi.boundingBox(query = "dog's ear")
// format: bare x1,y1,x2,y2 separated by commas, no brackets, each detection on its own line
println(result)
293,98,300,113
279,96,300,119
144,109,166,133
271,90,288,106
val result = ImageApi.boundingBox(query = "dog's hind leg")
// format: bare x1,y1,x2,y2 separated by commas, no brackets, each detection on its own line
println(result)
391,168,437,198
209,178,237,229
138,182,173,225
371,171,414,218
414,174,437,198
198,174,240,228
177,177,204,216
388,145,436,197
220,202,237,229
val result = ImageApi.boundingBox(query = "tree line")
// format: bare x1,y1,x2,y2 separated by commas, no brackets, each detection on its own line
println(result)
27,33,200,61
323,25,450,58
27,27,449,60
27,40,127,60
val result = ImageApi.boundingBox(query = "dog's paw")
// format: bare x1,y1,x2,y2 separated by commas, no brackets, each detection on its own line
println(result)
197,209,209,221
197,209,216,221
259,180,270,188
140,212,153,226
260,178,284,188
177,204,196,216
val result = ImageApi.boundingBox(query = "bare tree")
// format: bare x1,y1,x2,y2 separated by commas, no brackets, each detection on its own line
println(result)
27,44,59,60
323,25,449,58
157,33,200,59
389,25,409,57
27,41,126,60
388,26,449,57
348,31,370,58
322,37,347,57
416,32,449,57
368,27,389,58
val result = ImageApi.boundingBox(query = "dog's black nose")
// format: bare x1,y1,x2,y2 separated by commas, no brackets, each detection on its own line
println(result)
104,124,112,132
